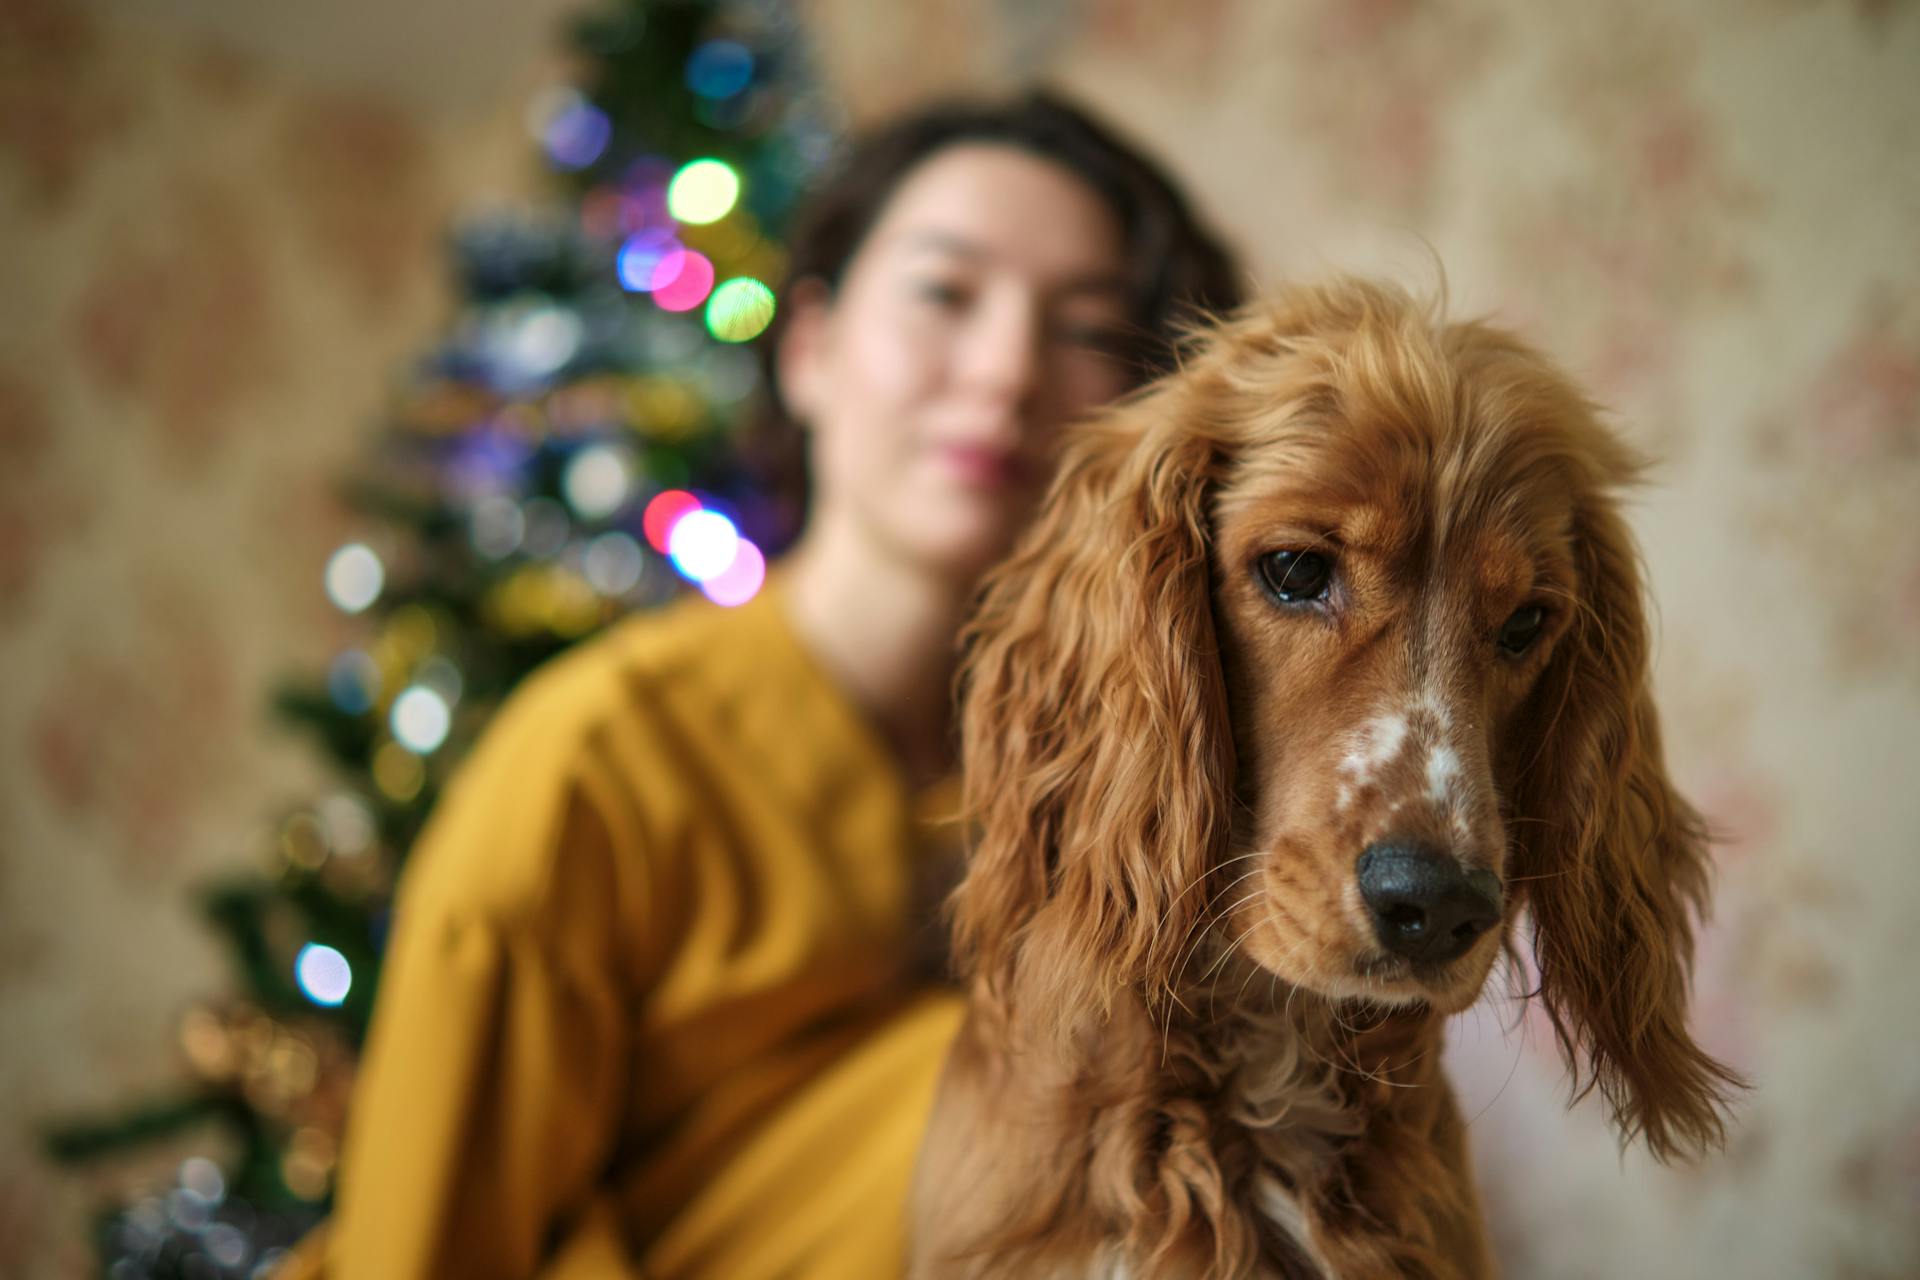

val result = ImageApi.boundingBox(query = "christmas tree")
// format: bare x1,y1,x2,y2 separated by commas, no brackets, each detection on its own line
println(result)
43,2,834,1274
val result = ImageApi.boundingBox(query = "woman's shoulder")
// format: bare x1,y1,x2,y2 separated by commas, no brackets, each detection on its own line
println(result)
481,587,774,752
395,592,775,930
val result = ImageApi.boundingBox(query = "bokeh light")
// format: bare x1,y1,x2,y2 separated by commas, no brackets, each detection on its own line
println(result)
643,489,702,552
371,742,424,802
282,1127,337,1202
651,249,716,312
705,277,776,343
667,509,739,581
279,812,328,871
521,496,572,558
202,1223,248,1268
616,229,681,292
294,943,352,1007
666,159,740,224
584,531,645,596
469,494,525,560
179,1156,225,1205
390,686,452,754
701,537,765,607
316,793,376,858
327,650,381,715
562,444,634,519
168,1186,210,1231
685,40,755,99
501,304,584,380
530,88,612,170
415,654,464,707
324,544,384,614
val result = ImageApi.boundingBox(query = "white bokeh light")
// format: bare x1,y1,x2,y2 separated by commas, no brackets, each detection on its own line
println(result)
667,510,740,582
563,445,634,520
521,497,571,558
469,495,525,560
295,943,353,1007
390,686,452,754
179,1156,225,1205
324,544,384,614
415,655,465,708
502,305,584,379
316,793,376,858
584,531,645,596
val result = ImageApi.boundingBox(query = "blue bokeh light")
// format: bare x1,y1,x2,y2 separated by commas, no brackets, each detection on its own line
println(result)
544,100,612,170
685,40,755,100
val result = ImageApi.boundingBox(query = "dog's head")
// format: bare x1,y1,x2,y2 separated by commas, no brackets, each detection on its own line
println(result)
952,277,1737,1160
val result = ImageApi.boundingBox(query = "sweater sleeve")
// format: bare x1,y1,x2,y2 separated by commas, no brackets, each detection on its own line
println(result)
317,666,650,1280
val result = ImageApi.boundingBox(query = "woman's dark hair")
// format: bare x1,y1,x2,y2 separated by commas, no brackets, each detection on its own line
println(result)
744,90,1246,543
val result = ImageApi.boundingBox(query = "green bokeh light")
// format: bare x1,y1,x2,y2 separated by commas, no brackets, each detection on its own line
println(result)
705,277,776,343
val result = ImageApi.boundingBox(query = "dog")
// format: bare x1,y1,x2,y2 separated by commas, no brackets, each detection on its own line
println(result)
908,278,1739,1279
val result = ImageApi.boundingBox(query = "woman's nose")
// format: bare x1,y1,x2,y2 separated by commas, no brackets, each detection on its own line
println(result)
956,294,1042,407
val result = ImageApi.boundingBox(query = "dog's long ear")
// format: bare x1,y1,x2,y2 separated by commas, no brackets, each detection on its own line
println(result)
1511,457,1742,1162
950,383,1234,1042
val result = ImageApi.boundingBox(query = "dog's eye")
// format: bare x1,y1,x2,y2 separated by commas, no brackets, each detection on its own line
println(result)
1257,550,1335,604
1497,605,1547,656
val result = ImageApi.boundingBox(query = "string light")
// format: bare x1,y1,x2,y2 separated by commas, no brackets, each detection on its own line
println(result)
282,1127,337,1202
701,538,765,607
415,655,464,707
584,531,645,596
520,496,571,558
293,944,352,1007
666,159,740,224
616,229,680,292
390,687,452,755
562,444,634,519
470,494,525,559
500,304,583,380
279,813,328,871
371,742,425,802
201,1223,248,1268
667,509,739,581
530,88,612,171
326,650,380,715
179,1157,225,1205
685,40,755,99
643,490,702,552
705,277,775,343
651,249,716,312
324,544,384,614
316,794,376,858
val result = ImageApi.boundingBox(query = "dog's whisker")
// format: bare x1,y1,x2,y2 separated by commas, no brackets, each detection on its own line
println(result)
1169,868,1266,1001
1159,864,1269,1065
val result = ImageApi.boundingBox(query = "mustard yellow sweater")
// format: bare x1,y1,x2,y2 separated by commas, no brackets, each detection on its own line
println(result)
279,581,965,1279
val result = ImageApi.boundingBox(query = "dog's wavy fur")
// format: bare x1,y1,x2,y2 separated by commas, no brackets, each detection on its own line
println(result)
909,279,1740,1279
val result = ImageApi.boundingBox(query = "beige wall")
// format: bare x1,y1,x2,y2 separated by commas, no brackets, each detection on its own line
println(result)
3,0,1917,1274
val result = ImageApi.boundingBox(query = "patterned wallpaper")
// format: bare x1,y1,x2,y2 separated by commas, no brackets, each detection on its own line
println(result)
3,0,1916,1275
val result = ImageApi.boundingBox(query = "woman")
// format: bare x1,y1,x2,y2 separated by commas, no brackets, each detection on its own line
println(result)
286,93,1243,1279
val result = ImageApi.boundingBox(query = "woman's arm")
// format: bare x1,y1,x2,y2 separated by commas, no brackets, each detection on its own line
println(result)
309,667,652,1279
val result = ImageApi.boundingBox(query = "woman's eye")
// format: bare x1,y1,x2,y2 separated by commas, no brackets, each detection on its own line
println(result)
1257,550,1335,604
914,280,969,308
1497,605,1547,656
1053,322,1133,357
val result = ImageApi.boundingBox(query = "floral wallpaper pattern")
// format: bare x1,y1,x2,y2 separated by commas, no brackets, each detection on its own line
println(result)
2,0,1916,1275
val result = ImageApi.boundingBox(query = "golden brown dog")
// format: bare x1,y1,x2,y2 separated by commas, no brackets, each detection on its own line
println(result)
909,278,1739,1279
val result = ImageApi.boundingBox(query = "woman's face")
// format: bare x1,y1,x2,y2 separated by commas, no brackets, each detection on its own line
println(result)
780,143,1135,581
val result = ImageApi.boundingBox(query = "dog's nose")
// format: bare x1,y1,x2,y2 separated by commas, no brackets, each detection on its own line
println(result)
1356,844,1502,965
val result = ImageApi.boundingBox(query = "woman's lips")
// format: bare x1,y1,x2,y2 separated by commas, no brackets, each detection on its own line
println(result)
933,442,1026,488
